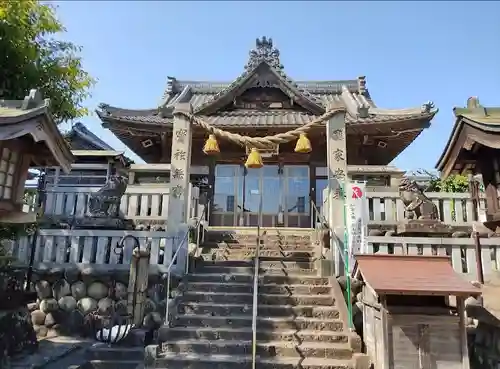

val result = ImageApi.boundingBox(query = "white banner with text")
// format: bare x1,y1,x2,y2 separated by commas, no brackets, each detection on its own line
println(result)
346,182,369,273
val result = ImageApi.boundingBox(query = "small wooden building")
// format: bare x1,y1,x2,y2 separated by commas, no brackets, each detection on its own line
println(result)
436,97,500,228
355,254,481,369
0,89,73,222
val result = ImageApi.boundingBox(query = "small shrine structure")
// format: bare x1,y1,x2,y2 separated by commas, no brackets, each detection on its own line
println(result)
356,254,481,369
437,97,500,231
0,89,73,223
0,89,73,362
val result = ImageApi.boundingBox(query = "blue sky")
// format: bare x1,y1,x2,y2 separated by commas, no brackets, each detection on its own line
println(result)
54,1,500,172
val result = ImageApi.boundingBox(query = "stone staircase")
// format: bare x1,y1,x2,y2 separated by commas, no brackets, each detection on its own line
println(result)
146,228,365,369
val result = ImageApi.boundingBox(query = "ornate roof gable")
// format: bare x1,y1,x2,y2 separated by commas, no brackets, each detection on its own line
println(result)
194,37,325,116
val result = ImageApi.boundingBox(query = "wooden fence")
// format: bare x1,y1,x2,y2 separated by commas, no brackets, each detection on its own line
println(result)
366,236,500,280
7,227,189,273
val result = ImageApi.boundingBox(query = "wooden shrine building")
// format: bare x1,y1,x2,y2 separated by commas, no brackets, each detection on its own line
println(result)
97,37,437,227
437,97,500,228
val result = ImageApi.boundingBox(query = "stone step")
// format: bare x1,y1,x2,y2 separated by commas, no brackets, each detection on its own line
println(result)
172,315,344,331
205,233,311,242
86,346,144,362
161,339,353,359
204,239,314,246
185,282,333,295
225,243,315,250
196,265,317,276
84,360,142,369
209,254,316,262
180,291,336,305
148,353,354,369
221,249,316,258
198,260,316,269
177,303,340,319
159,327,349,344
187,273,330,286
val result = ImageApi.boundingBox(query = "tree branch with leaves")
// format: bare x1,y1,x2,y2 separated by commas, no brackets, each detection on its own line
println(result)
0,0,95,123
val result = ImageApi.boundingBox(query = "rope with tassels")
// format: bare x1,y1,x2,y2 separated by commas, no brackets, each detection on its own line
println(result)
175,107,346,149
174,107,345,168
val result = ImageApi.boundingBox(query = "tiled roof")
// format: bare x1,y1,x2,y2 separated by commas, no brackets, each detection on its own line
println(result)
98,97,436,128
436,97,500,174
356,254,481,297
0,89,74,172
98,37,437,129
65,122,115,151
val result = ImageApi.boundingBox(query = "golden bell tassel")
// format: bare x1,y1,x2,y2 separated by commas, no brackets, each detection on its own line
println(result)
203,134,220,155
245,148,264,169
294,133,312,154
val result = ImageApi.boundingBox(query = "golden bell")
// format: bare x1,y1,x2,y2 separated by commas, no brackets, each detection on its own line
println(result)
203,134,220,155
245,148,263,169
294,133,312,154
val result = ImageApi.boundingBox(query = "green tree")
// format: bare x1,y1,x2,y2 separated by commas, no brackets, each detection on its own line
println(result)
0,1,95,123
412,169,470,193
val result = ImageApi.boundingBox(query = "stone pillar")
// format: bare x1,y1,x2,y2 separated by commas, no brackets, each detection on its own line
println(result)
326,111,347,277
127,247,151,327
167,103,193,231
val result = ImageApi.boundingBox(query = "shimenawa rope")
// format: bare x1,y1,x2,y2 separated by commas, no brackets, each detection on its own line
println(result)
175,107,346,149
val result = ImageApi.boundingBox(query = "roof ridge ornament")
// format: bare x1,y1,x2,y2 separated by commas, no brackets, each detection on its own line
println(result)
421,101,435,113
466,96,481,109
21,89,49,110
245,36,283,71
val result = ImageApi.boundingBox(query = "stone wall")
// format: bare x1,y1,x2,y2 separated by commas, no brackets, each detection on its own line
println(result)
27,265,175,338
466,297,500,369
0,267,38,365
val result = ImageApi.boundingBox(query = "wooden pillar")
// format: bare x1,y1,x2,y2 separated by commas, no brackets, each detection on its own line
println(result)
326,110,347,276
457,296,471,369
160,133,169,163
207,158,216,226
167,103,193,230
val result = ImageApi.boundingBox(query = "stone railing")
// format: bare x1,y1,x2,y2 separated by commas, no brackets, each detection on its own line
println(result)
23,183,201,225
7,228,188,274
5,226,191,338
367,191,485,226
366,236,500,281
322,188,486,227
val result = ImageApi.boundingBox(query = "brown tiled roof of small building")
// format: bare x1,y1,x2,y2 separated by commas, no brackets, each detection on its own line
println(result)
356,254,481,297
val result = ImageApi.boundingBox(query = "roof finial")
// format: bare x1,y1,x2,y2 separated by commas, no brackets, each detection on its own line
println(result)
467,96,481,109
357,76,367,94
245,36,283,71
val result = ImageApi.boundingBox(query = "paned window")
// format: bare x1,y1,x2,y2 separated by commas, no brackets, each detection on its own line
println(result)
0,147,19,200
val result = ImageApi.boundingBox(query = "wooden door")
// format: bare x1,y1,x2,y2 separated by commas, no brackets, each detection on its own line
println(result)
391,322,421,369
428,323,462,369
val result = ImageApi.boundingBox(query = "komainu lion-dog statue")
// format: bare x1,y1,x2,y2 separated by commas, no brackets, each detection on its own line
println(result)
398,177,439,221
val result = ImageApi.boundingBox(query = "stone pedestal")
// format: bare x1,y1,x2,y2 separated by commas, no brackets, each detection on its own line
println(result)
396,220,453,236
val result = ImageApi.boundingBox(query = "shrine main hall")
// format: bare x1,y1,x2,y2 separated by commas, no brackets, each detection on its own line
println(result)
97,37,437,228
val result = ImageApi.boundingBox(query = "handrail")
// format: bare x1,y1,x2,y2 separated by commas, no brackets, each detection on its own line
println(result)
251,190,263,369
186,201,209,274
165,202,208,325
310,199,327,229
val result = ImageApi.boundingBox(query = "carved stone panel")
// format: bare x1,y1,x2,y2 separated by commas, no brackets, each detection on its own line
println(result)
167,104,192,230
326,111,347,275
